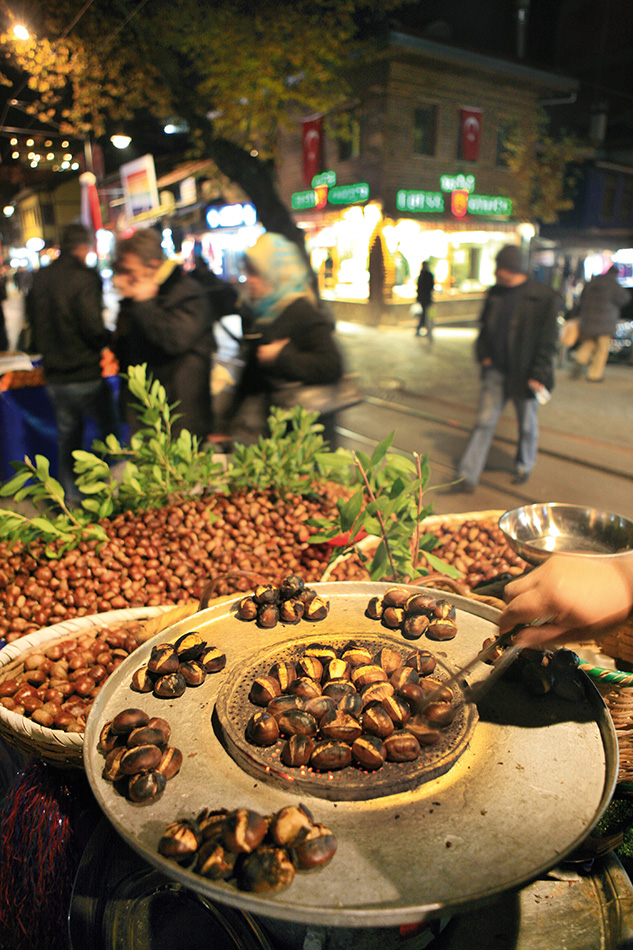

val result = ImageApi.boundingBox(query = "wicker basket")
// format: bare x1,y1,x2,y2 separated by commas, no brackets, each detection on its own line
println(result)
0,603,198,769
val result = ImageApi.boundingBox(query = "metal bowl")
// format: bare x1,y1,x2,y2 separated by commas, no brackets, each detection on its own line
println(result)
499,503,633,567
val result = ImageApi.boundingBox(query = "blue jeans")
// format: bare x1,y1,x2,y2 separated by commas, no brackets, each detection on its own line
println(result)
47,379,117,504
458,366,539,486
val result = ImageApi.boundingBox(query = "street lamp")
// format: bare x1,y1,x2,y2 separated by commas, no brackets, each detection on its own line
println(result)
110,133,131,149
13,24,29,40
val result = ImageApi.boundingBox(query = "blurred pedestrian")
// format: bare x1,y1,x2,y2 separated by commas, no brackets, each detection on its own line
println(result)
571,265,630,382
0,267,8,351
415,260,434,339
26,223,116,504
455,245,560,492
112,229,215,440
226,232,344,445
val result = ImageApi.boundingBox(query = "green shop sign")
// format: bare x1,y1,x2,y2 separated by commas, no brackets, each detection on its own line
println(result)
311,170,337,188
291,191,318,210
467,194,512,216
440,173,475,192
328,183,370,204
396,190,444,213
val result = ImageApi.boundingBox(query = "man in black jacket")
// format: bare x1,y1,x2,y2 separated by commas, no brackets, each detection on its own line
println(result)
455,245,560,492
113,229,214,439
27,223,115,504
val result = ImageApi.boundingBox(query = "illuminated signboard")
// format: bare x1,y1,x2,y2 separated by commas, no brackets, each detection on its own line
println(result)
328,183,369,204
205,202,257,229
397,190,444,213
440,173,475,192
467,194,512,216
291,191,317,210
291,181,369,208
312,170,337,188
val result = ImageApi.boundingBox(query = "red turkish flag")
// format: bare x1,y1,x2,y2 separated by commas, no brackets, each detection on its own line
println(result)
459,108,482,161
301,115,323,187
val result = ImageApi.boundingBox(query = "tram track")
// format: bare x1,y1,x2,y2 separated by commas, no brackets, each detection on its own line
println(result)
357,391,633,483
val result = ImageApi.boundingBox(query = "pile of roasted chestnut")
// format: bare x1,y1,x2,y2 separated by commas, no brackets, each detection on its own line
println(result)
246,641,457,773
365,587,458,642
158,802,336,893
0,621,146,733
130,631,226,699
236,575,330,629
485,640,586,702
98,706,182,803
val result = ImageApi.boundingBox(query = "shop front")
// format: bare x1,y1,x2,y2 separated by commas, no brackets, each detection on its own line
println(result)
182,201,264,283
291,170,531,325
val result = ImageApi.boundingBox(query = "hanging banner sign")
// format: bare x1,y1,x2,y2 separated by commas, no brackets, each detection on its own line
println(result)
120,154,159,218
301,115,323,187
467,194,512,216
459,108,483,161
440,173,475,192
291,182,369,209
312,170,337,188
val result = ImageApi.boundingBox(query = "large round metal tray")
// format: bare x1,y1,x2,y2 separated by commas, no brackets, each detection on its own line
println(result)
83,582,618,929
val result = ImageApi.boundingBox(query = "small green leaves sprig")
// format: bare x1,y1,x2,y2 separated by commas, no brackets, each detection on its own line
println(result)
0,455,109,558
226,405,352,497
308,433,462,584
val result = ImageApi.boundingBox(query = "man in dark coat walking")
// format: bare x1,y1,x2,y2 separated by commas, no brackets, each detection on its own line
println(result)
455,244,561,492
27,223,115,504
415,260,434,338
572,265,630,381
113,229,214,440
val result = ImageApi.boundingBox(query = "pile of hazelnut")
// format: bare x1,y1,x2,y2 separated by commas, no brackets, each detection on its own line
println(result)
131,632,226,699
158,803,336,893
0,621,145,733
366,587,458,641
236,575,330,628
98,706,182,803
245,642,457,773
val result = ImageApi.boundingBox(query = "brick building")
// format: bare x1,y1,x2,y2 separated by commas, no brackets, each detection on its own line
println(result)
275,30,578,324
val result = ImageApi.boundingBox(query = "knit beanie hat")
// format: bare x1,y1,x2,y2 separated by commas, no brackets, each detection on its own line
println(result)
496,244,525,274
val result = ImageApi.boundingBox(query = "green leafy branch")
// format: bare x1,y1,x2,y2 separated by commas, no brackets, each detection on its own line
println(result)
0,455,109,557
309,433,462,583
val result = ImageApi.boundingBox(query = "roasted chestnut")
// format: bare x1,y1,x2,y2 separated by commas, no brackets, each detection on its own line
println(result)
402,615,430,641
319,709,362,744
304,595,330,622
360,705,395,738
382,606,405,630
406,715,441,746
153,672,187,699
276,709,318,738
237,846,296,893
423,702,456,727
279,574,305,599
279,600,305,624
383,730,421,762
249,675,282,706
197,838,237,880
304,643,337,663
324,658,350,682
246,710,281,746
257,604,279,629
111,708,150,735
365,596,384,620
373,648,403,675
406,649,437,676
253,584,279,605
337,691,363,718
287,677,322,700
98,720,120,753
390,666,419,689
120,744,163,775
156,746,183,779
381,695,412,727
127,770,167,803
147,717,171,744
178,660,206,687
196,807,229,841
158,819,201,862
296,656,323,682
199,646,227,673
127,725,167,748
434,599,456,622
382,586,410,608
341,645,372,667
174,632,205,662
352,735,386,770
222,809,268,854
426,618,458,641
103,746,126,782
310,740,352,771
267,694,305,717
303,695,336,721
292,824,337,870
322,681,356,701
147,644,180,675
237,596,258,621
360,680,394,707
281,734,315,767
405,593,436,617
131,666,154,693
269,804,313,846
351,664,387,688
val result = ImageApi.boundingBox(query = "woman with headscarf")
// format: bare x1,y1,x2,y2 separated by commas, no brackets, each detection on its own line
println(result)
228,232,344,445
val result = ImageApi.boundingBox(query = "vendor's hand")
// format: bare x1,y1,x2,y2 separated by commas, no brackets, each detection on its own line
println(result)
125,277,159,302
100,347,119,377
498,553,633,649
257,338,290,364
527,378,543,392
481,357,492,367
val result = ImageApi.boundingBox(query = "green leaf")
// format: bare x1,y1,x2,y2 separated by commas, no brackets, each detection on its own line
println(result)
0,469,33,495
423,551,463,578
369,432,394,467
